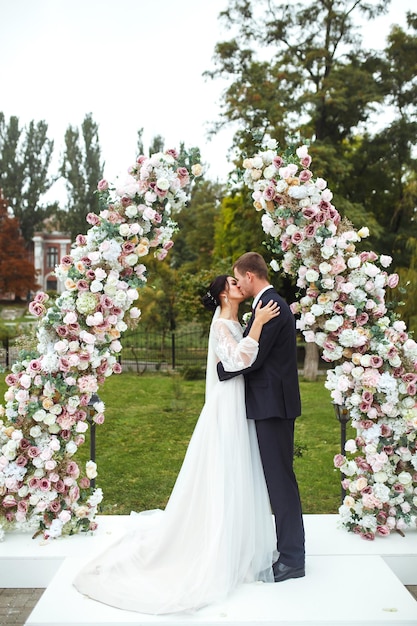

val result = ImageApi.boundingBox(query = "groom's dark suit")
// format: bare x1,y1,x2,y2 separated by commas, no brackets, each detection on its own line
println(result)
217,286,305,569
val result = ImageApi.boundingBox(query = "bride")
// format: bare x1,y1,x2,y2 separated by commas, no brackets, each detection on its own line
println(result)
73,274,279,614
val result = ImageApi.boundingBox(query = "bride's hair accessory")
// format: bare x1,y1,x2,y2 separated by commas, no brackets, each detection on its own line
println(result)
202,275,230,312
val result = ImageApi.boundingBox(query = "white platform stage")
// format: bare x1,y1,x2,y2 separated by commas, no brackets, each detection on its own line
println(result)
2,514,417,626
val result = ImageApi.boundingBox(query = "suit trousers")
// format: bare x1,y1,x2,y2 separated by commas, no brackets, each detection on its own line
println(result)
254,417,305,568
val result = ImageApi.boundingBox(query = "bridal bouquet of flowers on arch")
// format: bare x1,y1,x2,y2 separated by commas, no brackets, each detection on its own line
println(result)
0,149,202,540
243,139,417,539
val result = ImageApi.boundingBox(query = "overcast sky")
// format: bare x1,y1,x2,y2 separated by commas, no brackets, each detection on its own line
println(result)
0,0,415,199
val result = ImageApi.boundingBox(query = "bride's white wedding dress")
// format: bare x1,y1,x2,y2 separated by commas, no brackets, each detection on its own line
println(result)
73,309,277,614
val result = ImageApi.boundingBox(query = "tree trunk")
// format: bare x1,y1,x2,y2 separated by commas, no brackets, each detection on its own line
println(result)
303,341,319,381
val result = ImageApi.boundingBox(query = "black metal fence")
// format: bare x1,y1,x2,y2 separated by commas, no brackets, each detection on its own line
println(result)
118,327,209,373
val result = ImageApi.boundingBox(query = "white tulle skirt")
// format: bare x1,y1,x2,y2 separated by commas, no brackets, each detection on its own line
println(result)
73,375,277,614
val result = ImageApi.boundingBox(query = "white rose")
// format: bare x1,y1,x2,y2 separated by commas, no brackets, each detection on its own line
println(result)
347,255,361,269
191,163,203,176
296,145,309,158
275,180,288,193
32,410,46,424
156,177,170,191
311,304,324,316
373,471,389,484
398,471,412,486
288,186,309,199
114,291,127,305
351,366,364,380
321,245,335,259
119,223,130,237
125,253,138,267
305,269,319,283
357,227,370,238
324,315,344,332
125,204,138,218
265,138,278,150
359,354,371,367
344,439,357,453
65,441,77,455
130,307,141,319
286,224,298,236
314,332,327,347
319,262,332,275
263,164,276,179
86,460,98,480
379,254,392,268
90,280,103,293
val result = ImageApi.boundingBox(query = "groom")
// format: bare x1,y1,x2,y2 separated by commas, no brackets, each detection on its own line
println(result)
217,252,305,582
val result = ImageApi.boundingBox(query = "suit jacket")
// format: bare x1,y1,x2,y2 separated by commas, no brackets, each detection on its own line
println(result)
217,288,301,420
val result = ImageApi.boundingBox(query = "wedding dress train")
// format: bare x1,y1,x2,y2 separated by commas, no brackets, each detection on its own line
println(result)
73,311,277,614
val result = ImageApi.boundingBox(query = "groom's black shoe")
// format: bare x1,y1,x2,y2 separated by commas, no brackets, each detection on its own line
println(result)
273,561,305,583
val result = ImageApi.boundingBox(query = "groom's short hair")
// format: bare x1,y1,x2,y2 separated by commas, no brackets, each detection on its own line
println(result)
233,252,269,280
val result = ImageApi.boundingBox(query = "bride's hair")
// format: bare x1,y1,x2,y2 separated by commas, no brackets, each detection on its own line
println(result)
202,275,229,312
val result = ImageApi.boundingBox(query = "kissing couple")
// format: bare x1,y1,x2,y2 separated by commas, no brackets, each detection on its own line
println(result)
74,251,305,615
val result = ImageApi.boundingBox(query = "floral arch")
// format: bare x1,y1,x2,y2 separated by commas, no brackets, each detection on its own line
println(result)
0,142,416,541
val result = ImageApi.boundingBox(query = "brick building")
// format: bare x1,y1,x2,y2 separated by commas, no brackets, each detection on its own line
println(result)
32,230,72,294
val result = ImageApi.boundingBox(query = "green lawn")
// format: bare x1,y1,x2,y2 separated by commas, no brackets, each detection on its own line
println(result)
0,372,352,515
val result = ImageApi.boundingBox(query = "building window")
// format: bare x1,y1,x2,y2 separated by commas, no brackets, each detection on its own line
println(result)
46,246,59,268
46,277,57,292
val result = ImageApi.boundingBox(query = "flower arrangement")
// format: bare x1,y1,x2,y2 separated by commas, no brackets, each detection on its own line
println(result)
243,140,417,539
0,149,201,540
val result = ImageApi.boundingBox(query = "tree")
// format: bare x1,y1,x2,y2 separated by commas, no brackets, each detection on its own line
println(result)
207,0,390,161
0,190,37,298
59,113,104,241
0,113,55,244
171,179,224,272
337,15,417,268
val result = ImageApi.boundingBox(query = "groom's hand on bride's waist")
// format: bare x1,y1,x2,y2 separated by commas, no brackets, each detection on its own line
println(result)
217,361,235,381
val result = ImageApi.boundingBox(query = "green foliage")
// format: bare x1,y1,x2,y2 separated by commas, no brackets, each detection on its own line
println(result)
213,191,265,260
0,113,55,244
208,0,390,153
171,179,225,273
136,259,179,331
180,365,206,381
59,113,104,241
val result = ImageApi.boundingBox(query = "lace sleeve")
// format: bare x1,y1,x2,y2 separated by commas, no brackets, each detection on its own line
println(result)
213,320,259,372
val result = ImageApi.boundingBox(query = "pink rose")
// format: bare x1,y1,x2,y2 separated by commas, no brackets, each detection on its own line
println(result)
304,223,318,238
156,249,168,261
66,461,80,478
362,532,375,541
34,291,49,303
387,273,399,288
299,169,312,183
75,234,87,246
2,495,17,508
28,301,46,317
97,179,109,191
291,231,304,244
49,500,61,513
86,212,100,226
300,155,312,168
